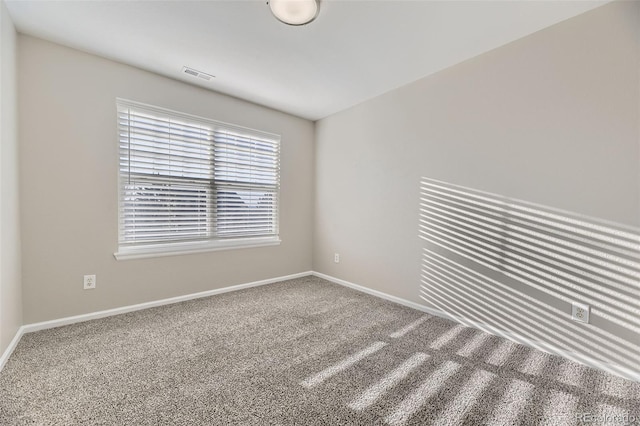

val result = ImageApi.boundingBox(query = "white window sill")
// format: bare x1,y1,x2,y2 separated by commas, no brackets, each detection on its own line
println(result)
114,236,281,261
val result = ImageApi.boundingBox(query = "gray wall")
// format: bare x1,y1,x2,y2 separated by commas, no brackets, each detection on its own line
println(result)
0,0,23,354
18,35,315,324
314,1,639,372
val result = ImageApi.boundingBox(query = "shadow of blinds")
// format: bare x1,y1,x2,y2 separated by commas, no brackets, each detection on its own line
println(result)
418,177,640,374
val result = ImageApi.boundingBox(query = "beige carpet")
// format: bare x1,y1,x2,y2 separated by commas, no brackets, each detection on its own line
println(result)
1,276,638,425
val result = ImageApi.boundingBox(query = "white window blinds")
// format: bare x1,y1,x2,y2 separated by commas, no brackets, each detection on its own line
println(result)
117,100,280,249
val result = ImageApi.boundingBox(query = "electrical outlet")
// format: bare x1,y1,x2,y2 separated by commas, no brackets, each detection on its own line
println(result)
571,302,589,323
84,274,96,290
334,253,340,263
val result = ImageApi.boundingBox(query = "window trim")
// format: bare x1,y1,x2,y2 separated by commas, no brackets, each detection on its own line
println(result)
114,98,281,260
114,236,281,260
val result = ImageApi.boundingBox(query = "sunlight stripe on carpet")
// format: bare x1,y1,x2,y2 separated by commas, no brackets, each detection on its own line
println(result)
301,341,388,388
435,368,495,424
389,316,430,338
543,389,579,424
430,324,466,349
456,331,490,357
487,378,534,425
348,353,429,411
519,350,549,376
486,339,518,366
385,360,460,426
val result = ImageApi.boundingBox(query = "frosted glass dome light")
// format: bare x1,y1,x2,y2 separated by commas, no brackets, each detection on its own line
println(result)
268,0,320,26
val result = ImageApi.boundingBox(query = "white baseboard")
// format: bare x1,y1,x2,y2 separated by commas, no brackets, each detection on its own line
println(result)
0,326,25,372
312,271,446,317
313,271,640,383
4,269,639,383
22,271,313,334
1,271,312,373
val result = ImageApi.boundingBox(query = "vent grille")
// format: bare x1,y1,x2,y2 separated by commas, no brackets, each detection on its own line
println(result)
182,66,214,81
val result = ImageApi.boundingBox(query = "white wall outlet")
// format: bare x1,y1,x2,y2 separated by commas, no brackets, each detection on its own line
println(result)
84,274,96,290
571,302,589,323
334,253,340,263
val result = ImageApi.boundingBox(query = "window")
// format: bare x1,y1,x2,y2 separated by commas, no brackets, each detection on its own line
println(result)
115,100,280,260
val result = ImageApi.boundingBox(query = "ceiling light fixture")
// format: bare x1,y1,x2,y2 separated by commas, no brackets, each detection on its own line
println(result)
268,0,320,26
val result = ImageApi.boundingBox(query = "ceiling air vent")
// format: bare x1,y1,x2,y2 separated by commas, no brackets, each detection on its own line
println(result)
182,66,214,81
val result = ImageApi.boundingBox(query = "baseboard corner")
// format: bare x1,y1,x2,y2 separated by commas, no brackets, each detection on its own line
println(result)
0,326,25,373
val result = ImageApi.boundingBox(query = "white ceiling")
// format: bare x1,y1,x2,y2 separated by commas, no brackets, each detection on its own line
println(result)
6,0,608,121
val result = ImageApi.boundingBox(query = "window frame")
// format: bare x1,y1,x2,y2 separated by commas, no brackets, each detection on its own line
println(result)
113,99,281,260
